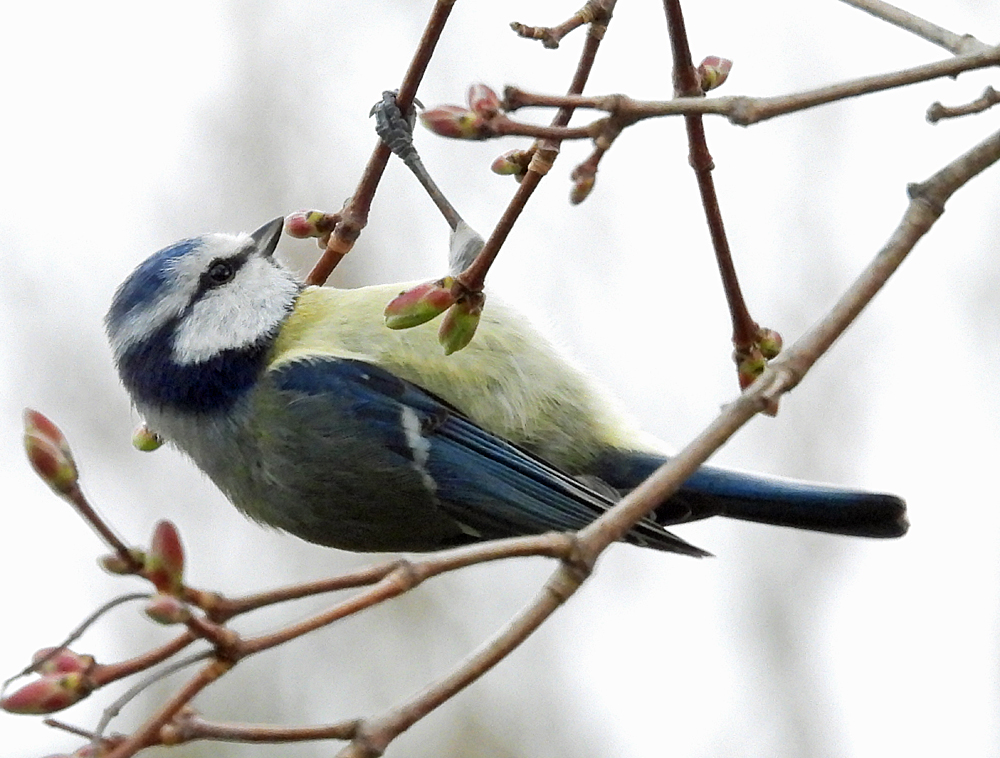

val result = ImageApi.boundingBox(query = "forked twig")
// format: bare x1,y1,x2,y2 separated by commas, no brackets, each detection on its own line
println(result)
330,125,1000,758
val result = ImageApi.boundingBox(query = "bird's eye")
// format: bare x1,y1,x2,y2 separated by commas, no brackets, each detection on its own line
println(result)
206,260,235,286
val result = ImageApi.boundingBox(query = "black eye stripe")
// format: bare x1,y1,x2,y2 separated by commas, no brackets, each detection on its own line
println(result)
187,251,251,309
201,253,248,288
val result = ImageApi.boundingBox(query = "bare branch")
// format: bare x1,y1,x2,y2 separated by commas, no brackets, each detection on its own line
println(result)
94,652,214,746
237,533,574,656
505,45,1000,129
104,659,231,758
579,124,1000,552
839,0,993,55
332,124,1000,758
662,0,761,381
167,712,360,745
336,550,590,758
454,3,616,294
927,85,1000,123
510,0,615,49
306,0,458,285
3,593,147,693
92,633,197,688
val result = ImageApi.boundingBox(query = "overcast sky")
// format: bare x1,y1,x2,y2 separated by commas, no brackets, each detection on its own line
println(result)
1,2,998,757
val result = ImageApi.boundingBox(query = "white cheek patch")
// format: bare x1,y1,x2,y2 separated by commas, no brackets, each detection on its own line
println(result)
110,233,250,359
171,255,300,364
173,256,299,364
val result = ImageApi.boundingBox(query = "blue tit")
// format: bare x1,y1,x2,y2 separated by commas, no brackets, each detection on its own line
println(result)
105,218,907,556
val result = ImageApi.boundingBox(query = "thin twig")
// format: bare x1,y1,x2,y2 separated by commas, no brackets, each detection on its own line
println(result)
44,719,126,754
199,533,571,627
91,632,197,687
104,658,231,758
44,718,105,739
306,0,457,285
94,651,215,749
168,712,360,745
927,86,1000,123
838,0,992,56
334,123,1000,758
63,485,143,573
662,0,757,358
2,593,147,693
337,554,590,758
203,563,398,622
237,533,574,656
510,0,611,49
503,45,1000,130
454,2,616,295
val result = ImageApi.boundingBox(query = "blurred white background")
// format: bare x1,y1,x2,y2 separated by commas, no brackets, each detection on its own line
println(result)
1,1,998,756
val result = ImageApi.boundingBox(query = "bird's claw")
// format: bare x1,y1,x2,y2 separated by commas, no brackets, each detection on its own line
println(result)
371,90,422,163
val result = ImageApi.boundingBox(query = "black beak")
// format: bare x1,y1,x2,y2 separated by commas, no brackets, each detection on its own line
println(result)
250,217,285,259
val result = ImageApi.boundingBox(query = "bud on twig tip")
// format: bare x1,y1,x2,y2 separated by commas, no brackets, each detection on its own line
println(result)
144,593,191,625
570,175,596,205
467,84,502,118
384,277,457,329
100,548,144,575
697,56,733,92
285,210,339,239
757,327,783,360
1,673,88,714
144,520,185,594
420,106,490,140
438,298,483,355
23,409,78,496
32,648,93,676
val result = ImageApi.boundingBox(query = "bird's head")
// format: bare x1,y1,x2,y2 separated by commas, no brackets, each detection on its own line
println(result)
106,217,301,414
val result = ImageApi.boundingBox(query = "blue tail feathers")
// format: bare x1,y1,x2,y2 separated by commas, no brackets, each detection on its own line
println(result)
591,450,908,539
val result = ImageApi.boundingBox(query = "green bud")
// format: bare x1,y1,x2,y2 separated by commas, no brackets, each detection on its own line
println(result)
438,298,483,355
132,424,164,451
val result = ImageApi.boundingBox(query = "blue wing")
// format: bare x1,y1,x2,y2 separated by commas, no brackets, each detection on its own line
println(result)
270,358,709,556
591,450,908,539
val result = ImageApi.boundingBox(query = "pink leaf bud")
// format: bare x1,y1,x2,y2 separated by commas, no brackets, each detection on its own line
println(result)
145,520,185,594
32,648,94,676
1,673,88,714
132,424,163,452
384,277,457,329
697,56,733,92
467,84,502,118
438,298,483,355
144,593,191,625
737,347,767,390
419,106,490,140
491,149,530,178
99,548,144,575
284,210,339,239
757,327,783,359
23,410,78,496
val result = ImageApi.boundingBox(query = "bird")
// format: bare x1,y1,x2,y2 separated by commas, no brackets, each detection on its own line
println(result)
105,217,907,557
